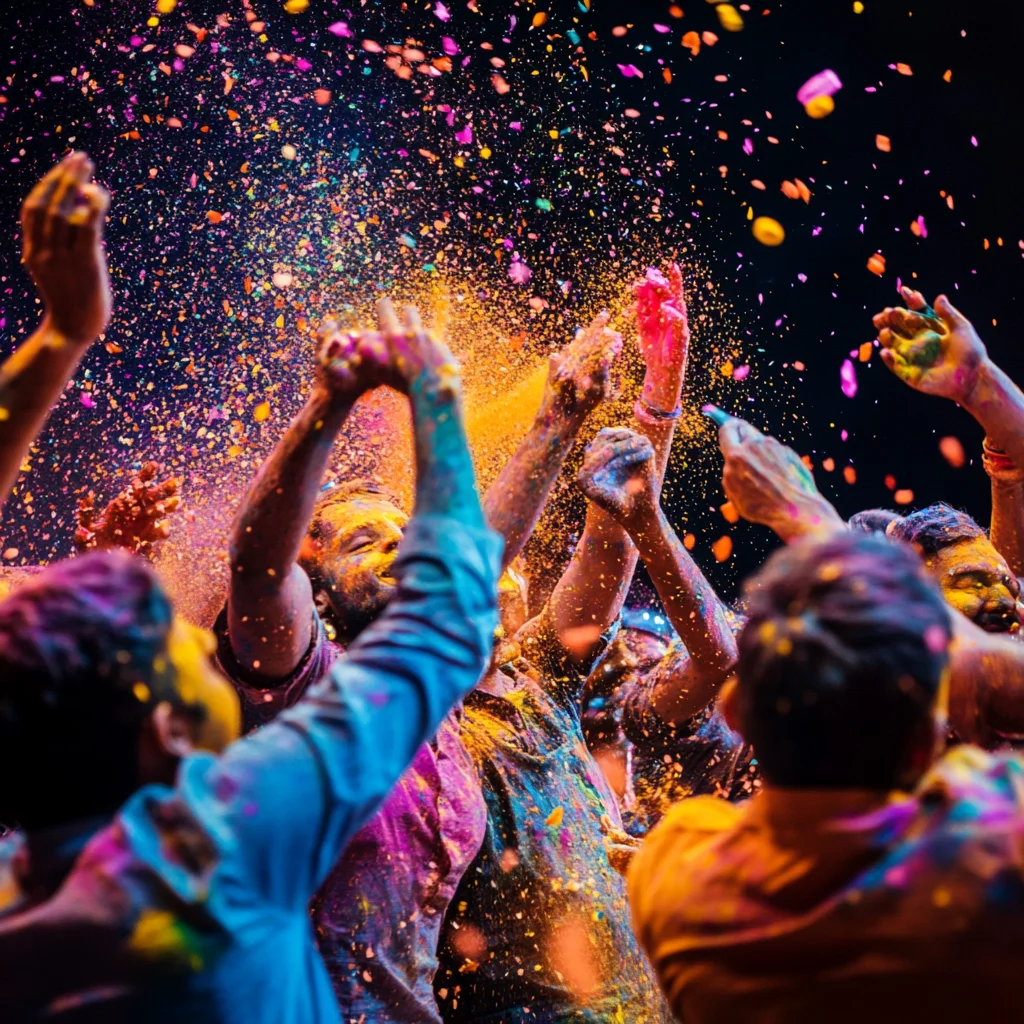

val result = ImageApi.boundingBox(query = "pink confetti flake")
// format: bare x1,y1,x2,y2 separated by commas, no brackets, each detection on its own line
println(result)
442,36,460,55
797,69,842,105
733,365,750,381
508,260,532,285
80,393,95,408
840,359,858,399
434,2,450,21
327,21,352,37
743,138,754,155
653,23,670,33
617,63,644,78
454,124,473,144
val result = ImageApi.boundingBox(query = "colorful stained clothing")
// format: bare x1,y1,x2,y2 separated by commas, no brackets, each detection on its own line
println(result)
435,614,673,1024
621,645,760,838
0,516,500,1024
629,745,1024,1024
215,569,488,1023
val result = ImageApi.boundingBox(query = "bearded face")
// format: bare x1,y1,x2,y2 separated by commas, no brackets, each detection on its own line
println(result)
927,536,1023,635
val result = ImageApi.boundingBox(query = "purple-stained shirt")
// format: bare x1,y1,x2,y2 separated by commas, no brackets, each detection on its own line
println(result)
215,598,487,1024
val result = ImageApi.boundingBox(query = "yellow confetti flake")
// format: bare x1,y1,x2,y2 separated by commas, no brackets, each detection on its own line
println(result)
155,0,177,12
545,806,564,827
283,0,309,12
853,0,864,11
716,4,744,31
254,401,271,422
752,216,785,246
804,94,834,119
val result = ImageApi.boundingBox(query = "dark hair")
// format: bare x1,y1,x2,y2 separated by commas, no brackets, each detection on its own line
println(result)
888,502,986,556
848,508,903,536
735,533,950,789
0,552,176,829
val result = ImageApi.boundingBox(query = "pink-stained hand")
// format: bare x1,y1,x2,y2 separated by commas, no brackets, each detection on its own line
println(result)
634,263,690,390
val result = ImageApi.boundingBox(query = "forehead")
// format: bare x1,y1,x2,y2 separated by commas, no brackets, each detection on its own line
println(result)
317,497,408,539
933,535,1009,574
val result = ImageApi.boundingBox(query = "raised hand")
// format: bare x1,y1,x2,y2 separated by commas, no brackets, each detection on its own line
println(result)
874,287,988,406
576,427,658,528
541,311,623,423
75,462,181,555
704,405,845,544
21,151,111,345
374,297,462,405
635,264,689,410
316,320,399,398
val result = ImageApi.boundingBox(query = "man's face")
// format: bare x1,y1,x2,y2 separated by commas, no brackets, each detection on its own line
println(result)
926,536,1022,634
307,497,408,631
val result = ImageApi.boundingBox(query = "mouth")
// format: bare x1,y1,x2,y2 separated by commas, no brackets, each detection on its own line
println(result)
974,609,1020,634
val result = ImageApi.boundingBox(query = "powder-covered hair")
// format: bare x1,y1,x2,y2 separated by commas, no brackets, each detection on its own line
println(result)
0,551,176,829
736,533,950,789
888,502,986,556
848,508,904,536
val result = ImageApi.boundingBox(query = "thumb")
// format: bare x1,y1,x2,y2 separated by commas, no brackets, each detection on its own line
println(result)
934,294,968,331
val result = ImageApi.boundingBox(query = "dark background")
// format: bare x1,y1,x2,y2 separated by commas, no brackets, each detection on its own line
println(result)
0,0,1022,611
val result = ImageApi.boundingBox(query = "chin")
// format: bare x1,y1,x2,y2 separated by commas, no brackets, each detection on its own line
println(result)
973,614,1021,635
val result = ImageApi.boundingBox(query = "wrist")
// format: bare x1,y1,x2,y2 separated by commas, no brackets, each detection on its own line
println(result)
642,371,684,411
307,386,354,428
961,357,1003,418
622,502,667,549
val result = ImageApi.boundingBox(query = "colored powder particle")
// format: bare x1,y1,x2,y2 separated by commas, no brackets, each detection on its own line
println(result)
733,364,750,380
508,260,532,284
853,1,864,11
253,401,271,422
896,63,913,76
798,69,843,106
80,392,96,408
840,359,858,398
281,144,298,160
885,475,898,490
805,94,835,119
717,4,744,31
434,2,451,21
683,533,696,551
843,466,857,484
894,488,914,505
712,536,733,562
682,31,700,55
867,253,886,275
752,216,785,246
720,501,740,524
327,21,352,37
876,134,891,152
455,125,473,144
532,11,548,27
858,341,873,362
156,0,177,11
911,215,928,238
283,0,309,12
939,436,966,467
545,806,563,827
314,89,332,105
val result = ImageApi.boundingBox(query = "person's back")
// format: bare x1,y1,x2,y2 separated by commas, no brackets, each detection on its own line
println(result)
629,533,1024,1023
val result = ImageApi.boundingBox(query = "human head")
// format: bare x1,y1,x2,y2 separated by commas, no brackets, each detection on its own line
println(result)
889,503,1021,634
848,508,903,537
725,533,951,791
0,552,240,830
301,479,409,641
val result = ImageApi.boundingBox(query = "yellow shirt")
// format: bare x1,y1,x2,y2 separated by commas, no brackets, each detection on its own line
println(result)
629,745,1024,1023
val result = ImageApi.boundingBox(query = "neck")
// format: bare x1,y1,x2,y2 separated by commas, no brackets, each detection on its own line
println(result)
752,784,894,827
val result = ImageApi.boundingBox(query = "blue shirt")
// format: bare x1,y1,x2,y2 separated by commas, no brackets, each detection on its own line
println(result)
0,516,501,1024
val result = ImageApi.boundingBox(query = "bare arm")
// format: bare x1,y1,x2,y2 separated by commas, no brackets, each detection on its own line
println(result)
1,153,110,510
227,384,355,682
483,313,621,569
577,430,737,724
549,265,690,666
984,442,1024,578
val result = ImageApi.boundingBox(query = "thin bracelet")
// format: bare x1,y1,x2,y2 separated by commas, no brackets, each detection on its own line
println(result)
634,396,683,424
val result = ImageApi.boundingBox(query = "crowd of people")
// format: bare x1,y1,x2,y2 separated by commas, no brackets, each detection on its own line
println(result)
4,153,1024,1023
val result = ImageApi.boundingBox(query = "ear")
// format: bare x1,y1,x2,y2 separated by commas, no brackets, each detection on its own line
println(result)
720,676,743,735
151,701,196,759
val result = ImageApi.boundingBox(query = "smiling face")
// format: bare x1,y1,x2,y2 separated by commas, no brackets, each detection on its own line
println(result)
925,535,1022,634
303,495,409,636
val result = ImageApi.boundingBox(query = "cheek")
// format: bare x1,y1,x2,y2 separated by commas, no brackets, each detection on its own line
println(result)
941,585,984,616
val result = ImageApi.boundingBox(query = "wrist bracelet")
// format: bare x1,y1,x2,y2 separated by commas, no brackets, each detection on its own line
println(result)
634,396,683,424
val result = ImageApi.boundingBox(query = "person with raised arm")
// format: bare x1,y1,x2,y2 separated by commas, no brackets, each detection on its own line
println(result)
222,302,621,1022
0,279,501,1024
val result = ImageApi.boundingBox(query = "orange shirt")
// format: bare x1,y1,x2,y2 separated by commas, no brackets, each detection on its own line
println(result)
628,745,1024,1024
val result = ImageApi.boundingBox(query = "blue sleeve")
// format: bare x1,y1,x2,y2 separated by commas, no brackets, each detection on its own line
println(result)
177,515,501,911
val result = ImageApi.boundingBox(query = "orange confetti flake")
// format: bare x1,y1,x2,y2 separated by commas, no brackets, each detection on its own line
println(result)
866,253,886,276
876,134,891,152
712,535,733,562
896,63,913,76
683,533,696,551
682,30,700,55
843,466,857,485
545,806,564,827
206,211,223,223
894,488,914,505
662,67,672,84
885,474,897,490
720,501,740,524
859,341,874,362
822,458,835,473
939,436,966,468
253,401,271,422
314,89,332,105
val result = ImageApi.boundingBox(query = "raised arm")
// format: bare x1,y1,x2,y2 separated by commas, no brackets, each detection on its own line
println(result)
186,307,500,905
483,313,621,569
0,153,110,510
548,266,690,666
577,428,737,724
226,320,388,680
875,288,1024,574
704,405,847,544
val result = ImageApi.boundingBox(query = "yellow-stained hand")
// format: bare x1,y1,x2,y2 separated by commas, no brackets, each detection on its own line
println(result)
542,311,623,422
874,287,988,406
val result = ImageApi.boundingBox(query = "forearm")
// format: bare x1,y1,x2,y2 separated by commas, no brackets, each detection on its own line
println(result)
630,509,737,721
989,478,1024,578
0,320,90,509
964,360,1024,474
949,619,1024,744
227,387,352,678
483,407,580,570
409,383,485,530
549,368,681,658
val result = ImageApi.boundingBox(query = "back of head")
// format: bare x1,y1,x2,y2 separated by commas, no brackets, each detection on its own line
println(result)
888,502,986,555
0,552,174,830
735,533,950,790
848,508,903,537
